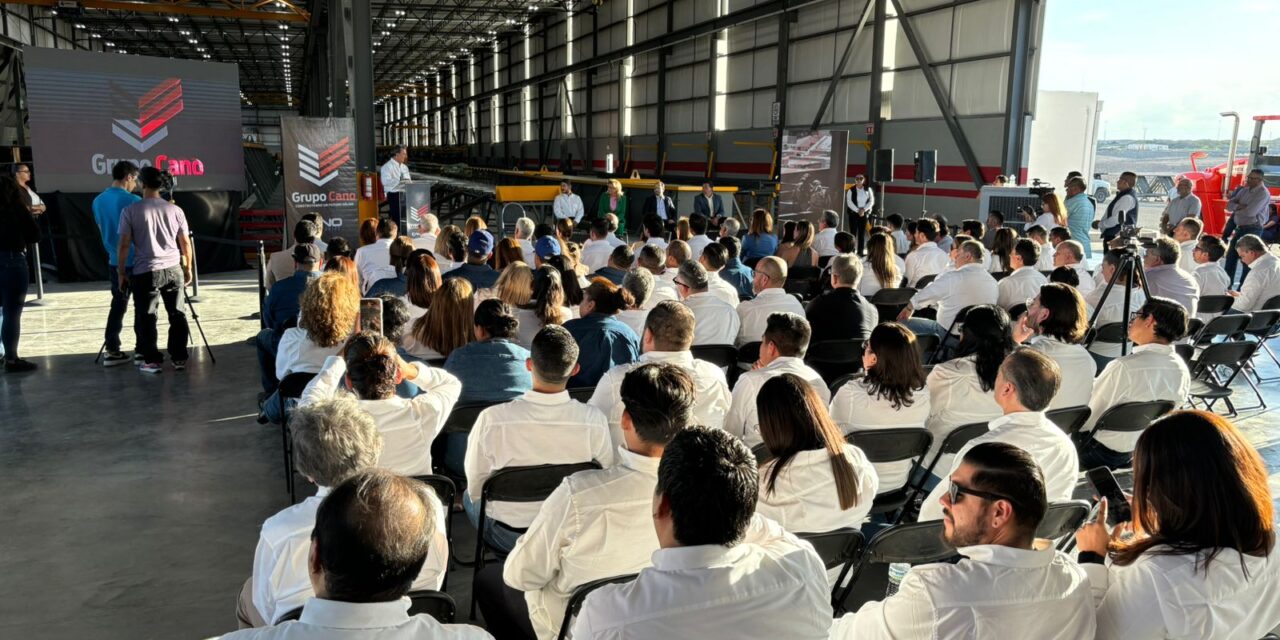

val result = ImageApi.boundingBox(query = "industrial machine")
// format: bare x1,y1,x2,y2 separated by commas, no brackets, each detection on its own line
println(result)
1175,114,1280,235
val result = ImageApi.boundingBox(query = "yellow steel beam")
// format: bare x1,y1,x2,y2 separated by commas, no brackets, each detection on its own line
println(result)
6,0,309,22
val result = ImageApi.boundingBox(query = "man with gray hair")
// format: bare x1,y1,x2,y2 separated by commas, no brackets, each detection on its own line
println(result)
1161,178,1201,234
719,217,741,241
813,209,841,257
514,216,537,265
898,240,998,340
675,260,740,346
735,256,804,346
1224,169,1273,283
1143,236,1200,314
238,396,447,628
806,253,878,344
618,268,656,336
413,212,439,252
1228,234,1280,312
637,244,679,307
1051,239,1096,295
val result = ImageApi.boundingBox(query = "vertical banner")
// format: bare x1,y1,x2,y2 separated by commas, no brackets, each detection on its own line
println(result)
281,117,359,244
403,181,433,240
779,129,849,225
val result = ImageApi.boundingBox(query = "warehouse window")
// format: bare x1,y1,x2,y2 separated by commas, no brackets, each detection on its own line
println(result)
564,12,574,136
523,25,533,142
492,42,502,144
622,0,635,137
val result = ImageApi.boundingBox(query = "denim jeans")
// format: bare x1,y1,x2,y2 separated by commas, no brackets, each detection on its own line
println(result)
105,268,134,353
1078,438,1131,471
463,492,523,553
1223,221,1262,287
256,328,281,393
0,251,29,361
130,265,190,365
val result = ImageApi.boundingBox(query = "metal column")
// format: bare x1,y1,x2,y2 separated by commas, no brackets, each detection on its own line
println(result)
327,0,347,117
1002,0,1034,180
343,0,374,169
868,0,885,204
771,12,791,182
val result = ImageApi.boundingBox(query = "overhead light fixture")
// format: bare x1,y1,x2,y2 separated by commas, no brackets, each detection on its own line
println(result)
74,22,86,29
168,17,179,23
187,38,197,44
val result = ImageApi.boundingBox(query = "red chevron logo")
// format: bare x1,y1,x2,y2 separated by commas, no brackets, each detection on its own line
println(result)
317,137,350,176
137,78,184,137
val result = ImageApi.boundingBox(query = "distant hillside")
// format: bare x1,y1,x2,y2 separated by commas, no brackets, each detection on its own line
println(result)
1093,138,1278,177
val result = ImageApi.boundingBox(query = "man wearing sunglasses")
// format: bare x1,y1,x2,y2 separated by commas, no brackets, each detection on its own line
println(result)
832,442,1095,638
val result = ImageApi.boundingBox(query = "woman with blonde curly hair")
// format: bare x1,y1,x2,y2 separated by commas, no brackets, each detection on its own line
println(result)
404,277,474,360
262,271,358,422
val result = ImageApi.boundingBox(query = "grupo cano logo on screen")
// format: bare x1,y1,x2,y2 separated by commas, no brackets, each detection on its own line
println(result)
91,77,206,176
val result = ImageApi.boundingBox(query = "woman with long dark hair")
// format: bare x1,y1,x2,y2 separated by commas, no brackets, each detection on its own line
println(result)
923,304,1013,467
1076,410,1279,637
401,249,441,326
0,176,39,372
776,220,818,268
756,374,877,536
990,227,1018,273
543,254,585,306
830,323,929,494
515,265,571,347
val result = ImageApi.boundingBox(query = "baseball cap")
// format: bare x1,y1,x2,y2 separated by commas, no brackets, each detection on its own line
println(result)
468,229,495,255
292,242,323,264
535,236,562,259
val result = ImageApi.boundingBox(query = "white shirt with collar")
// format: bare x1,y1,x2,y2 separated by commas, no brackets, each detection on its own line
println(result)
834,543,1095,640
1177,239,1198,273
892,229,910,255
1144,263,1200,314
571,515,833,640
464,390,614,528
830,379,931,494
812,227,840,257
412,233,436,252
354,238,394,290
919,411,1080,522
553,193,585,223
1193,261,1232,322
616,308,649,338
682,291,742,346
1083,540,1280,640
858,254,907,298
923,355,1004,472
706,271,741,308
219,597,493,640
1070,261,1097,295
905,241,950,286
605,234,625,248
275,328,343,381
589,351,731,447
734,288,805,346
997,266,1048,311
580,239,614,273
644,236,669,251
379,158,411,193
1037,243,1056,272
910,263,999,334
1025,335,1097,409
726,356,829,446
250,487,449,625
1234,252,1280,312
299,356,462,477
504,448,662,640
756,444,878,534
847,186,875,212
1084,285,1147,359
687,234,713,260
1084,342,1190,453
517,238,536,266
645,279,680,309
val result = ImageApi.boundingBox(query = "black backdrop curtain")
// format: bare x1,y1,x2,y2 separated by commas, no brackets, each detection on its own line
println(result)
39,190,245,282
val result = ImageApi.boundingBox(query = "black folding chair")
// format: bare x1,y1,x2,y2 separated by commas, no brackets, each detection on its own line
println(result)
1073,400,1176,468
990,270,1010,281
1035,500,1091,549
566,387,596,403
441,401,497,434
737,341,762,367
870,287,917,325
471,462,602,619
912,333,940,365
1246,304,1280,382
277,371,317,503
899,421,989,522
1195,294,1235,317
691,344,740,385
1188,340,1262,416
1191,313,1251,346
1045,405,1092,437
408,590,457,623
804,339,864,384
914,273,937,289
1085,322,1128,353
931,306,974,362
835,520,955,613
785,265,823,300
845,429,933,518
818,255,834,269
556,574,640,640
796,529,865,607
412,474,457,588
828,372,863,396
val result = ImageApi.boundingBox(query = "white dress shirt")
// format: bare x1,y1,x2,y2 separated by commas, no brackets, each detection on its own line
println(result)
379,158,411,193
1234,252,1280,312
830,379,931,494
1037,242,1056,271
687,234,713,259
1177,239,1198,273
924,356,1004,471
858,255,907,298
834,543,1095,640
1193,261,1232,322
705,272,741,308
919,411,1080,522
1025,335,1096,409
1069,261,1097,295
513,307,573,349
275,329,343,381
616,308,649,338
1084,342,1190,453
997,266,1048,311
571,515,832,640
250,487,448,625
516,238,536,266
734,288,805,346
354,238,394,290
464,390,613,527
589,351,731,447
553,193,585,223
579,239,613,273
504,448,662,640
1144,263,1200,314
644,279,679,309
1083,540,1280,640
412,233,436,252
1085,285,1147,359
756,444,878,533
219,598,493,640
299,357,461,476
682,291,742,346
846,186,875,213
892,229,910,255
1035,212,1064,230
910,263,999,334
813,227,840,257
905,242,950,286
726,357,829,446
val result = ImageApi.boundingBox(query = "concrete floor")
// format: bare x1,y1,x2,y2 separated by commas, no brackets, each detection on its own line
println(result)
3,231,1280,638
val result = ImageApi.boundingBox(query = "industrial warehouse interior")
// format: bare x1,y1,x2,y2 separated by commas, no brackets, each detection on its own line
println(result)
1,0,1279,638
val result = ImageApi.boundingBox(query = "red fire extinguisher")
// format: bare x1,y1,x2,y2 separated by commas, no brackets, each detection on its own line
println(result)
362,173,375,200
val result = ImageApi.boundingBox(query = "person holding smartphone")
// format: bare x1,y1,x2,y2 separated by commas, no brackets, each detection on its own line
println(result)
1075,410,1280,638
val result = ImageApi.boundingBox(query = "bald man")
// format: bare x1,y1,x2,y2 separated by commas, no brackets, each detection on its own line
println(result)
735,256,805,346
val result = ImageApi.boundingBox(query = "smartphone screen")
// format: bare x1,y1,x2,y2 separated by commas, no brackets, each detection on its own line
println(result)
358,298,384,334
1085,466,1133,526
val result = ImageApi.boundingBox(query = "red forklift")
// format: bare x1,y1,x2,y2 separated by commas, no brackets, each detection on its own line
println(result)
1176,114,1280,235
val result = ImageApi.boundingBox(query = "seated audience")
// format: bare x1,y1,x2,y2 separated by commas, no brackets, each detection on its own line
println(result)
686,214,713,258
735,257,804,346
579,219,615,273
904,218,951,286
590,301,730,445
1016,283,1096,409
1192,234,1231,302
1084,250,1148,366
571,427,832,639
699,242,742,307
514,216,537,265
1050,265,1081,288
755,373,877,534
726,312,829,445
1080,297,1191,470
996,238,1048,310
492,237,525,272
776,220,820,268
400,250,441,326
532,235,559,268
402,277,474,360
663,239,690,281
603,214,626,247
465,215,488,237
1173,217,1202,273
543,254,585,307
637,244,679,307
812,210,841,258
990,227,1018,273
834,442,1094,638
323,236,351,262
444,299,532,404
239,397,446,628
961,218,985,243
806,253,878,344
257,243,322,389
899,240,999,340
486,261,534,309
516,266,571,347
819,231,857,294
263,272,358,423
563,278,640,388
354,218,397,291
497,363,695,640
1075,410,1280,638
265,219,320,289
464,325,612,553
1143,236,1200,314
377,295,426,399
1229,234,1280,312
717,236,755,299
1052,239,1096,295
323,255,359,292
742,208,779,261
300,333,461,477
830,323,930,494
434,226,466,273
1048,226,1072,249
365,236,415,297
675,260,741,346
593,244,632,285
412,213,439,252
919,348,1079,521
859,233,905,298
617,268,654,337
885,213,909,256
1025,224,1056,271
443,230,500,290
640,214,668,250
675,217,693,243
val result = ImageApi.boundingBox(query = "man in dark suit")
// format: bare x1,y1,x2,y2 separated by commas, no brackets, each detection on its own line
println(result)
805,253,878,344
693,182,725,227
641,180,678,227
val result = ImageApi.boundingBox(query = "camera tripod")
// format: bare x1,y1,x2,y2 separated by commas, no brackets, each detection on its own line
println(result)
1083,237,1153,358
93,281,215,366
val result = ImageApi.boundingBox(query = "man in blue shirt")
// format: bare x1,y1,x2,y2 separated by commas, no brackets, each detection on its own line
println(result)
442,230,499,290
255,243,322,397
717,235,755,299
92,161,141,366
593,245,632,285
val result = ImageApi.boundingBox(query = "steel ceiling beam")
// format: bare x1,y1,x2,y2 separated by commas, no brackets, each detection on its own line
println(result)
5,0,309,22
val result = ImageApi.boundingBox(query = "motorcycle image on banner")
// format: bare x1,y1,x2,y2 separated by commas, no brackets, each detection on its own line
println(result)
281,117,360,245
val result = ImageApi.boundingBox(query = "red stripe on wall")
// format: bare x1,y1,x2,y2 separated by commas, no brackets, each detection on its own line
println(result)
884,185,980,199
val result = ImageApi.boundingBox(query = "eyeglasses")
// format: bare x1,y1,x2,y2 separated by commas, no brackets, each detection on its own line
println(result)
673,279,688,288
1128,310,1147,323
948,481,1017,506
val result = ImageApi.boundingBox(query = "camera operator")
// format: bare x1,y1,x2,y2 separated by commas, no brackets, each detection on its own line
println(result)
116,168,192,374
